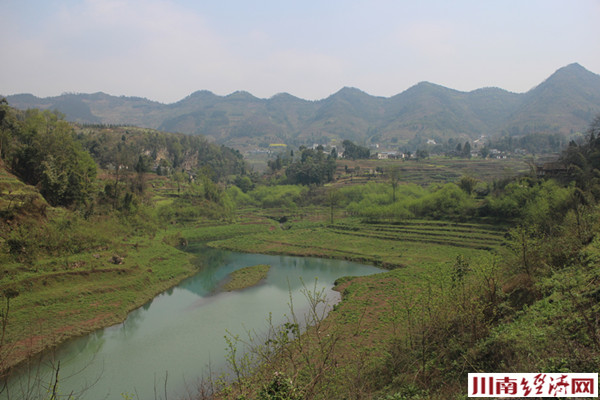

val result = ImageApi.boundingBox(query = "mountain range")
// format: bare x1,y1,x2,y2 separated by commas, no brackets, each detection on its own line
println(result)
4,63,600,150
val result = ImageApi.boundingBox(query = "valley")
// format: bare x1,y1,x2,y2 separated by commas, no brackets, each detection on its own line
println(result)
0,90,599,399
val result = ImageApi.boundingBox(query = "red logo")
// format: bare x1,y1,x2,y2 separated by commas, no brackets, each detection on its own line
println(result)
468,373,598,397
572,379,595,395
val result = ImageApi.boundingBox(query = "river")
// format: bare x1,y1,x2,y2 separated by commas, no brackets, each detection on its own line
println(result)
4,244,381,400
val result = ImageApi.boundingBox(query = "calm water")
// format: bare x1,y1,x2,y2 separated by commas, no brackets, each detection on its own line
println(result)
5,245,381,400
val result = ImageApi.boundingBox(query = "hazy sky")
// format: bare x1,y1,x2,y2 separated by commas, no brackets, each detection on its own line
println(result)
1,0,599,103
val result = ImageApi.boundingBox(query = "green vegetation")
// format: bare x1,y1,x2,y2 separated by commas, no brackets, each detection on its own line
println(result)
342,139,370,160
5,108,97,208
0,102,246,375
209,218,500,269
222,264,271,292
76,124,245,180
2,95,600,400
285,146,337,185
204,115,600,399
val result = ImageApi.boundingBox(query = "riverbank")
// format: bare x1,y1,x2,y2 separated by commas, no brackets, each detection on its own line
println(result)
197,217,506,399
0,229,199,375
2,215,504,397
0,213,278,376
5,244,383,400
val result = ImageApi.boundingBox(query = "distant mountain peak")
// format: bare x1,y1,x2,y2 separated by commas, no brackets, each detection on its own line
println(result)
189,90,216,97
531,62,600,93
269,92,306,103
403,81,458,96
410,81,448,90
328,86,377,101
271,92,292,98
226,90,258,100
562,62,585,70
337,86,363,93
546,62,597,81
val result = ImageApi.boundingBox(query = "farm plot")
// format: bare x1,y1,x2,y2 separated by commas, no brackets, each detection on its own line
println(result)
328,219,505,251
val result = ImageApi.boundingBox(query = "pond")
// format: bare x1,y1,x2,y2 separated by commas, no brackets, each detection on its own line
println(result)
4,244,382,399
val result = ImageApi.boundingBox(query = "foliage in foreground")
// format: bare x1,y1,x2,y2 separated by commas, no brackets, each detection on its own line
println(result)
205,117,600,399
205,202,600,399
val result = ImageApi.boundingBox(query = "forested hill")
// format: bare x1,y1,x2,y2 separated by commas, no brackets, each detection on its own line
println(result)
5,63,600,149
0,103,246,209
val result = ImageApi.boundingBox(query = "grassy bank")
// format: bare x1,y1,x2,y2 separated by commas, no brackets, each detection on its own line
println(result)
0,226,198,373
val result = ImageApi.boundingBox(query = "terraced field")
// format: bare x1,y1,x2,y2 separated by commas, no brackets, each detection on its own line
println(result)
208,216,506,269
334,157,530,186
328,220,505,251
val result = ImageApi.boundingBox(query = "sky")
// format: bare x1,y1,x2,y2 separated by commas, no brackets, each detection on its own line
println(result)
1,0,599,104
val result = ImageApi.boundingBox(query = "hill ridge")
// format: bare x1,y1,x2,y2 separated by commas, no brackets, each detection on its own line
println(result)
4,63,600,148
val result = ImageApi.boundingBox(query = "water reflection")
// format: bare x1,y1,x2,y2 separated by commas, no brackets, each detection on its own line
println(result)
3,246,381,400
181,245,359,296
184,244,232,292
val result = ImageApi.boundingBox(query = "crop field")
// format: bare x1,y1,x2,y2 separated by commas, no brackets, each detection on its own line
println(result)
334,157,531,186
328,220,505,251
207,216,505,269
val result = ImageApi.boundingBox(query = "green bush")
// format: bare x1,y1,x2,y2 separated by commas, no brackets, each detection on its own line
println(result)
227,185,255,207
248,185,308,209
408,183,475,220
257,372,303,400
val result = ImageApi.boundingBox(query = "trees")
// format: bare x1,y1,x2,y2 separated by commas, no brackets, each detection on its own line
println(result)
285,148,336,186
463,141,472,158
327,188,341,224
452,141,472,158
267,155,283,172
234,175,255,193
560,114,600,194
10,110,97,207
479,146,490,159
0,98,16,160
415,149,429,160
387,167,401,202
458,175,478,195
77,126,246,181
342,140,370,160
